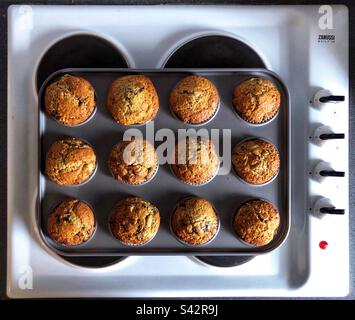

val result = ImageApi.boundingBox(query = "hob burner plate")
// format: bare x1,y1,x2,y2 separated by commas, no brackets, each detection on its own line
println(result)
36,34,129,92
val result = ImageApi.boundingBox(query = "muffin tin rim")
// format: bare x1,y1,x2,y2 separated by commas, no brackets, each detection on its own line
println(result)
37,67,291,256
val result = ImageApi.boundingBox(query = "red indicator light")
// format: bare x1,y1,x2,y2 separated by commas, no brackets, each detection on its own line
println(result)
319,241,328,250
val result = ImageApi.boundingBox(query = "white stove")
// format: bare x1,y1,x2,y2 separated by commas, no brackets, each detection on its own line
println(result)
7,4,349,297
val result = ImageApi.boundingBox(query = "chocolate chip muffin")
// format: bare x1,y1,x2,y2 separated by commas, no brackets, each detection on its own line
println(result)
169,75,219,124
47,198,96,246
106,75,159,125
108,137,157,185
44,74,96,126
171,197,219,245
234,199,280,246
45,137,97,185
109,197,160,245
232,138,280,185
233,77,280,124
171,137,219,185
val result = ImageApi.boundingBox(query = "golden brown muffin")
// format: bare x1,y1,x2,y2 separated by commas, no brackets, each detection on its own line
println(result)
109,197,160,245
106,75,159,125
108,138,157,185
234,199,280,246
45,137,97,185
233,77,280,124
47,198,96,246
232,138,280,185
171,137,219,185
44,74,96,126
171,197,219,245
169,75,219,124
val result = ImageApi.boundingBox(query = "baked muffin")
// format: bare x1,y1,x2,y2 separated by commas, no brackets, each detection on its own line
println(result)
171,197,219,245
169,75,219,124
47,198,96,246
106,75,159,125
232,138,280,185
109,197,160,245
45,137,97,185
233,77,280,124
108,137,157,185
171,137,219,185
234,199,280,246
44,74,96,126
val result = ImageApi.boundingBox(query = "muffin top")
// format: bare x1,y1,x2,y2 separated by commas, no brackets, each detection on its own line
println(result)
47,198,96,246
45,137,97,185
110,197,160,245
171,197,219,245
171,137,219,185
44,74,96,126
232,138,280,185
234,199,280,246
106,75,159,125
233,77,280,124
169,75,219,124
108,138,157,185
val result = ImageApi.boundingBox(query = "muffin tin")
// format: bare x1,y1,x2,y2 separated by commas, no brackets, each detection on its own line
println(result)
38,68,290,256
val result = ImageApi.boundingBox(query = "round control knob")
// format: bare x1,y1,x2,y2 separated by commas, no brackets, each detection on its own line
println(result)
312,161,345,182
313,197,345,219
313,89,345,109
312,125,345,146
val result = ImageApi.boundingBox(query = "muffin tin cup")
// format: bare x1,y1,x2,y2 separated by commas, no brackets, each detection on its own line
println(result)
169,197,221,247
231,137,280,187
109,163,159,186
46,198,98,248
43,74,98,128
114,117,156,128
169,163,219,187
232,198,280,248
45,136,98,187
169,99,221,127
233,104,279,127
108,204,160,247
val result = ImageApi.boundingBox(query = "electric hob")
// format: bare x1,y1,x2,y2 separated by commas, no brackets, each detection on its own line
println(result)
7,4,349,297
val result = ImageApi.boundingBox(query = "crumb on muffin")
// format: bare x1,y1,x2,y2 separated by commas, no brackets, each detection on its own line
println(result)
169,75,219,124
171,197,219,245
109,197,160,245
108,137,157,185
234,199,280,246
232,138,280,185
44,74,96,126
47,198,96,246
45,137,97,185
233,77,280,124
106,75,159,125
171,137,219,185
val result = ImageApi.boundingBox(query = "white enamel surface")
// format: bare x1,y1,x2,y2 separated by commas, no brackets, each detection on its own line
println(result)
7,5,349,298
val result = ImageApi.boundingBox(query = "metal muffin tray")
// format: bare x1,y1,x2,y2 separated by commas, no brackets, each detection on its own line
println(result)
37,68,290,256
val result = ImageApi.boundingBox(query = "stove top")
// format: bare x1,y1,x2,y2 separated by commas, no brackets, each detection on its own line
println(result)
7,4,349,297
